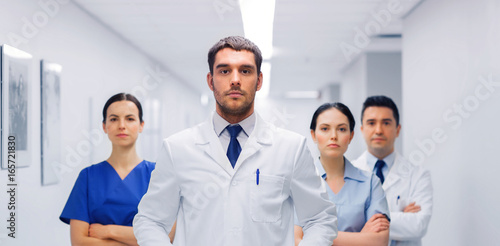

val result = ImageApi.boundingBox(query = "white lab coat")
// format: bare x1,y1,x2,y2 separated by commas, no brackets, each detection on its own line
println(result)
352,151,433,246
133,114,338,246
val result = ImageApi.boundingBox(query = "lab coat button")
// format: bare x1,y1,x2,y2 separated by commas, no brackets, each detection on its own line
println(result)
232,181,238,186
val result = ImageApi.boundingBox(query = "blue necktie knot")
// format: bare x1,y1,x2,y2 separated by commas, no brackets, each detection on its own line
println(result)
226,125,243,168
227,125,243,138
375,160,386,184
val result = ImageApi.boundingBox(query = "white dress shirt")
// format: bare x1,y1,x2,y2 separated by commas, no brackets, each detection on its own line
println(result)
212,111,255,152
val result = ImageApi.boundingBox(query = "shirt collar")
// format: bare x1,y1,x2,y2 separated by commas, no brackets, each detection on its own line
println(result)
212,111,256,137
319,157,368,182
366,151,396,172
343,158,367,182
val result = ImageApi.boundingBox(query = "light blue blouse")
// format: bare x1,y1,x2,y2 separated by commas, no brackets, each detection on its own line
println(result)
319,158,390,232
296,157,389,232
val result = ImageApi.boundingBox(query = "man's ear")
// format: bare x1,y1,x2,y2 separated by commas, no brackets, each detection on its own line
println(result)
207,72,214,91
256,72,263,91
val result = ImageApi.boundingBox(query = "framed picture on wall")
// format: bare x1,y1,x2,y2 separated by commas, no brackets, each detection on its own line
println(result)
1,44,33,169
40,60,62,185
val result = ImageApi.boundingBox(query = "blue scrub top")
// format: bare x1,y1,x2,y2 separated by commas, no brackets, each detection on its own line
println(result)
320,158,389,232
60,160,155,226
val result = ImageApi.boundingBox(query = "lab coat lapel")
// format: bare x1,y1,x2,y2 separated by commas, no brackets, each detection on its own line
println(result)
354,152,370,171
194,117,235,176
383,169,401,190
383,153,406,190
233,115,272,171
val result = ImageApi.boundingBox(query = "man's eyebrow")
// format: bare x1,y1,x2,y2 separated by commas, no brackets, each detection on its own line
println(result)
215,64,229,69
365,118,393,121
241,64,256,69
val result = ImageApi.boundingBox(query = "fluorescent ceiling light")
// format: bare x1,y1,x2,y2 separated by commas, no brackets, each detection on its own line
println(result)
239,0,275,60
200,93,209,106
240,0,275,98
285,91,321,99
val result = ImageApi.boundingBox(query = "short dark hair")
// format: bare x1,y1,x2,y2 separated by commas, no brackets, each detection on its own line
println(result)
102,93,143,123
207,36,262,75
310,102,355,132
361,95,399,126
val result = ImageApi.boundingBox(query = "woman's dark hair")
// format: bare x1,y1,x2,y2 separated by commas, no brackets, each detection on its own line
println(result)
102,93,143,123
310,102,355,132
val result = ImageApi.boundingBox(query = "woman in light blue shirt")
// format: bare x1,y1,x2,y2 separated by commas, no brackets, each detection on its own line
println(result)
295,102,390,246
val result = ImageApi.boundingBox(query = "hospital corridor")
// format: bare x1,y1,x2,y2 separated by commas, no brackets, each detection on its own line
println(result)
0,0,499,245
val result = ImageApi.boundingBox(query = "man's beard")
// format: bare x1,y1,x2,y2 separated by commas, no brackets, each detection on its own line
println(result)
216,96,254,116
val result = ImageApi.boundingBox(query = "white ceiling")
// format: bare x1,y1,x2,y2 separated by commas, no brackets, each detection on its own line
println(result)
74,0,421,98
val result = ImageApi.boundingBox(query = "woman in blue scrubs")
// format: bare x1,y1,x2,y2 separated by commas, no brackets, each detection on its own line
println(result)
60,93,174,245
295,102,390,246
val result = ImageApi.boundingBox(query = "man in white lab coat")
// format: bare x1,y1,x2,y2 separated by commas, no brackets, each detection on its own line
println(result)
133,36,338,245
352,96,433,246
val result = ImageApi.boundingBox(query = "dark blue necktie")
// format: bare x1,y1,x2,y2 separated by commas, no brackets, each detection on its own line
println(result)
375,160,386,184
226,125,243,168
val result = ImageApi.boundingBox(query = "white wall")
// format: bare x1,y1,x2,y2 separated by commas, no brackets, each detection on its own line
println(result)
0,1,204,245
402,0,500,244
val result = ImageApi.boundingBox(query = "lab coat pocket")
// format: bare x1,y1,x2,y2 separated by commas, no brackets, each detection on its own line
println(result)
250,174,285,223
397,197,409,211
